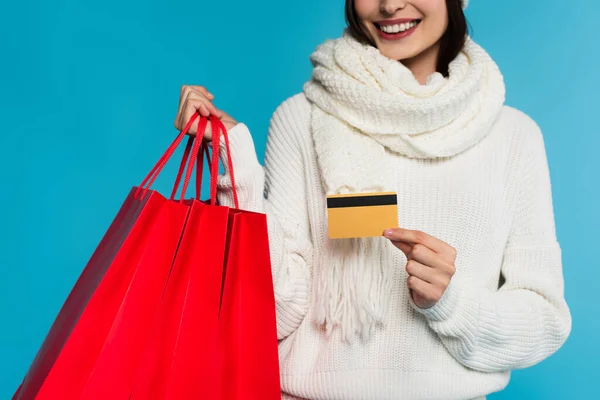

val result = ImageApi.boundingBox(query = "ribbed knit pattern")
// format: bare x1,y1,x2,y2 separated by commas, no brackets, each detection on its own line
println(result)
302,31,506,341
303,33,505,166
215,93,571,399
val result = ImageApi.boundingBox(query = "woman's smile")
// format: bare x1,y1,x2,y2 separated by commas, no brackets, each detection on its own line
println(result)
374,18,422,40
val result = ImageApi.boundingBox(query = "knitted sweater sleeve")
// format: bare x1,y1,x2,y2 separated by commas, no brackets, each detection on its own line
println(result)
214,99,312,340
411,116,572,372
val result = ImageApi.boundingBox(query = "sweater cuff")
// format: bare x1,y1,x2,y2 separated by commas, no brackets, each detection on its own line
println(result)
409,277,465,322
215,122,262,188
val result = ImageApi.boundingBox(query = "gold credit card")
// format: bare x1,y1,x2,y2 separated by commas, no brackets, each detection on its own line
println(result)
327,192,398,239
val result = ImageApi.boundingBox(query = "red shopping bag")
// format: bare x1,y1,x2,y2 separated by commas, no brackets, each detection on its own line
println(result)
212,117,281,399
217,207,281,400
130,116,230,399
129,115,281,399
13,114,203,400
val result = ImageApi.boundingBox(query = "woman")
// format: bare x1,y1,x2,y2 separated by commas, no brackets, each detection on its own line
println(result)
174,0,571,398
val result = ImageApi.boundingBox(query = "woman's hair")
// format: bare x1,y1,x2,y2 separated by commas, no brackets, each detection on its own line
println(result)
344,0,468,76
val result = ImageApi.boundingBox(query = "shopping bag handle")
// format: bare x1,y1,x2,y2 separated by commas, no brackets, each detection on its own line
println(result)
169,115,215,203
197,139,211,200
169,135,194,201
178,115,207,204
136,112,239,207
135,112,201,199
176,114,239,208
169,117,211,202
207,115,239,208
174,113,239,208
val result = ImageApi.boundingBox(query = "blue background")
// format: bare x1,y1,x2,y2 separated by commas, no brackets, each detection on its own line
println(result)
1,0,597,398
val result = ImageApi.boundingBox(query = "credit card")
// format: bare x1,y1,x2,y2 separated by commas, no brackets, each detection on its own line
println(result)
327,192,398,239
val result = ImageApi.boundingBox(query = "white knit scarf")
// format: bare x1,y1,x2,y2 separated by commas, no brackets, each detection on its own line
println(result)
303,29,506,343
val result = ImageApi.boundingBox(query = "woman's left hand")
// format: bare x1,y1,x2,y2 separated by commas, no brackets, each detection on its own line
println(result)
384,228,457,309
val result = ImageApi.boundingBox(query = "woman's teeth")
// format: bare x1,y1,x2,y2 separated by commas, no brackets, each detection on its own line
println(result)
379,21,418,34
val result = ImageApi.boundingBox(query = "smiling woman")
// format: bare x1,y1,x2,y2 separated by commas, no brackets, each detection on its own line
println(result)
346,0,467,79
172,0,571,399
2,0,597,398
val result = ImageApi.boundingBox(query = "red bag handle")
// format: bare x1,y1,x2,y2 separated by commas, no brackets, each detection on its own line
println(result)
179,116,206,204
219,117,239,209
178,114,239,207
175,113,239,207
207,115,239,209
135,112,239,208
196,140,210,200
170,116,211,201
135,112,201,199
170,135,194,201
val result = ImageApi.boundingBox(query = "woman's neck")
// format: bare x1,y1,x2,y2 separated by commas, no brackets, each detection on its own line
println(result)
401,42,441,85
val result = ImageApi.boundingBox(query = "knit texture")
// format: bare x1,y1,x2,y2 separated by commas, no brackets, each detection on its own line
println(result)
303,31,505,172
214,88,572,399
301,31,506,341
215,92,571,398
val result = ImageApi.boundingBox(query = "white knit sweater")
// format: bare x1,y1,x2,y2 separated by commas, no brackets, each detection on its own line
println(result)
214,93,571,399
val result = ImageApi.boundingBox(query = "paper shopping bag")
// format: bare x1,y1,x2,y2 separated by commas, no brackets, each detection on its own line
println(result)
130,115,281,400
13,113,204,400
215,207,281,400
213,117,281,399
130,118,232,399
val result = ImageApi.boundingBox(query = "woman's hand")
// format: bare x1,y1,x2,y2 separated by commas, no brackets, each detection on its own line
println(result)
174,85,238,140
384,228,457,309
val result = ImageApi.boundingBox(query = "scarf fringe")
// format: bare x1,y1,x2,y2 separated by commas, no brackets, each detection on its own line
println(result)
305,29,505,342
313,236,395,343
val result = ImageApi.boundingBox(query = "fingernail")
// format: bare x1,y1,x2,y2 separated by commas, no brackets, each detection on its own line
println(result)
384,229,394,237
208,93,214,98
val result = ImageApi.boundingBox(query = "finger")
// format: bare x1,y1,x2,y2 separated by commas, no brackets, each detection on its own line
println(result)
190,85,214,99
186,91,221,118
180,89,207,125
390,240,411,255
197,102,211,117
407,276,442,303
177,85,197,128
384,228,447,254
406,260,447,286
186,98,210,118
180,84,191,97
205,99,222,118
180,103,207,135
406,244,454,274
175,86,188,130
392,241,453,274
177,87,194,130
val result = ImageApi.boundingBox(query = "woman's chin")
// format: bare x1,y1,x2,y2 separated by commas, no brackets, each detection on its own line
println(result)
378,46,422,62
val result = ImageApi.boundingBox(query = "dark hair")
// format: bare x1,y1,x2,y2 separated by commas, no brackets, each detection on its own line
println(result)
344,0,468,77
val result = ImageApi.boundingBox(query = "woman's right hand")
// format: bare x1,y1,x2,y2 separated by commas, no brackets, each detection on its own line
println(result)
174,85,238,141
